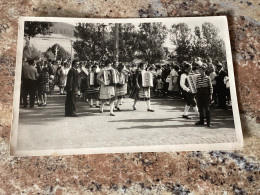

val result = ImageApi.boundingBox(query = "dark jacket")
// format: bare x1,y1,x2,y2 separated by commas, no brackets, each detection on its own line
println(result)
66,68,80,92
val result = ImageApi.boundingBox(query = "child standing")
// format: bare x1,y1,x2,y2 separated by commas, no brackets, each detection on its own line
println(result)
195,65,213,127
155,75,164,97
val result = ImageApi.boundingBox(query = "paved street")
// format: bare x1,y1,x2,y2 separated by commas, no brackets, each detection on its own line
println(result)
17,89,237,153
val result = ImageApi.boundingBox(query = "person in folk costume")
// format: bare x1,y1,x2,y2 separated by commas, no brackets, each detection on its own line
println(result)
195,64,213,127
87,64,100,107
79,63,89,101
180,61,199,119
129,62,154,112
38,66,49,106
97,59,116,116
115,63,127,111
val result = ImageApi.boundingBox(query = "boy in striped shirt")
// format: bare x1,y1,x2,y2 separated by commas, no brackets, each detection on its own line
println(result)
195,64,213,127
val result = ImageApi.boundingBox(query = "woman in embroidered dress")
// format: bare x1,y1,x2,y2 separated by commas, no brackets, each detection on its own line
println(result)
115,63,127,111
97,60,116,116
129,62,154,112
87,64,100,107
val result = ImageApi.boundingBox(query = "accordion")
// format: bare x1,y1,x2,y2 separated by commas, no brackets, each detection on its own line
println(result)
103,69,117,86
187,74,199,94
89,72,98,87
142,72,153,87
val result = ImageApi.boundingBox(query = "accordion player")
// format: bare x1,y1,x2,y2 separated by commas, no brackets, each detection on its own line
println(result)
103,69,118,86
186,73,199,94
89,72,99,87
141,72,153,88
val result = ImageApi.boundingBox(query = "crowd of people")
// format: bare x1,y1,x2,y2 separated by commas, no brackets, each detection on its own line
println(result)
21,56,231,127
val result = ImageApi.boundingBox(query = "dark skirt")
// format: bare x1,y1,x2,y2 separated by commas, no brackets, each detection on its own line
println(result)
38,82,49,93
116,84,125,99
129,87,150,101
86,88,100,100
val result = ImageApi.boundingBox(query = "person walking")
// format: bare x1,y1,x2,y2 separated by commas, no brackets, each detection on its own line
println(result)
115,63,127,111
129,62,154,112
65,60,80,117
97,60,116,116
22,59,38,108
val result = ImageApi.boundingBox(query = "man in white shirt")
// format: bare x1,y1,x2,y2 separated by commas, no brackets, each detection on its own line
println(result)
180,62,199,119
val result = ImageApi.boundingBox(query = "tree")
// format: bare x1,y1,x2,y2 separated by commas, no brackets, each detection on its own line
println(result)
201,22,226,63
73,23,110,61
109,23,139,62
24,21,54,39
192,22,226,64
43,50,55,61
169,23,193,64
23,45,43,60
45,43,71,61
136,23,168,64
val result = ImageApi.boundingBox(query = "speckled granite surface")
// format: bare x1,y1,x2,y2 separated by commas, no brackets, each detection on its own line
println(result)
0,0,260,194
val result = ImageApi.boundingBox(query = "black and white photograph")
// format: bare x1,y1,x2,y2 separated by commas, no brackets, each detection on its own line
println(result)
11,16,243,156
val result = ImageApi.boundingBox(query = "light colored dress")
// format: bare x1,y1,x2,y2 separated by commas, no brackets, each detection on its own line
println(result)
168,69,179,91
98,67,115,101
58,66,69,87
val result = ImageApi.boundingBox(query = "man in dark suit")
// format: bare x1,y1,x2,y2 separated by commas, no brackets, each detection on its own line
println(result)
215,62,228,109
65,60,80,117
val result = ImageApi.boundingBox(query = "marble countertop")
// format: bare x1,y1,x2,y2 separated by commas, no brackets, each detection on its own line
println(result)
0,0,259,194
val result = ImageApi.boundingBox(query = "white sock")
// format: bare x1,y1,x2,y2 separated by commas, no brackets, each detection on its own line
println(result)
100,102,104,112
90,99,93,106
110,102,115,113
193,106,199,116
146,100,151,110
184,105,190,115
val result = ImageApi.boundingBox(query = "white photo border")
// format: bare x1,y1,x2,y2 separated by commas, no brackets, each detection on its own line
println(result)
10,16,243,157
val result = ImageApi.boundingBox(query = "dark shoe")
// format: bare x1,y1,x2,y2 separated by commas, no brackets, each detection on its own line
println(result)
133,106,136,110
207,124,212,128
110,113,115,116
183,115,191,119
96,105,100,108
195,121,204,125
43,103,46,106
70,114,78,117
90,105,93,107
115,106,121,111
100,110,103,113
39,103,43,107
147,109,154,112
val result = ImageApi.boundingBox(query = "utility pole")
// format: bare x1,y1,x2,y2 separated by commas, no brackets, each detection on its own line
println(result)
113,23,119,62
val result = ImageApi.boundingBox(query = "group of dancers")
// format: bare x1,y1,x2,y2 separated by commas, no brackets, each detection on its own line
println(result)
65,59,155,117
22,57,230,128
